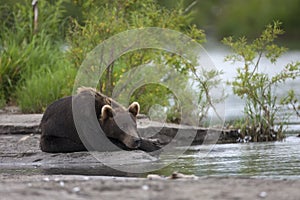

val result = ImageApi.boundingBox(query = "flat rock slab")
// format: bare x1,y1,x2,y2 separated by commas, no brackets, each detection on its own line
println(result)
0,114,239,144
0,114,42,134
0,134,159,177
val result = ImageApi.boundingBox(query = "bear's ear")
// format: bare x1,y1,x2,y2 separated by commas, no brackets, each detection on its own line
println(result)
101,105,115,120
128,102,140,117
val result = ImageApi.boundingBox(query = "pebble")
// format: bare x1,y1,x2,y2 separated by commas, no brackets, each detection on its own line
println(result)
147,174,163,180
17,135,31,143
42,177,50,182
141,185,149,191
258,191,268,198
72,186,81,193
59,181,65,187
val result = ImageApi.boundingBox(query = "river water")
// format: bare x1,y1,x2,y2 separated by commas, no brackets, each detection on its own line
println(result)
154,48,300,179
154,135,300,179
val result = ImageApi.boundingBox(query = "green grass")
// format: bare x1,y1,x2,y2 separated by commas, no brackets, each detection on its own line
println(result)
16,64,76,113
0,92,5,109
0,1,74,112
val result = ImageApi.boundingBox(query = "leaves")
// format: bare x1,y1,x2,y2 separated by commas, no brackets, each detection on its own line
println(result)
223,21,300,141
66,0,219,124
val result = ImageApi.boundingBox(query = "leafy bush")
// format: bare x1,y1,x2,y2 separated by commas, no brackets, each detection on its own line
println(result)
1,0,225,120
223,21,300,141
67,0,224,124
67,0,196,70
281,90,300,118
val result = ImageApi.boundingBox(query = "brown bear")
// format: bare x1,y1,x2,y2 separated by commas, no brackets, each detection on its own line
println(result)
40,87,160,153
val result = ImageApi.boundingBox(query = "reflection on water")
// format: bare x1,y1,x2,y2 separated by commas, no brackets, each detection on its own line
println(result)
155,136,300,179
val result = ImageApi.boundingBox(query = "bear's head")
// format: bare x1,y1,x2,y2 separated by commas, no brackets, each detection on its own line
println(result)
99,102,141,149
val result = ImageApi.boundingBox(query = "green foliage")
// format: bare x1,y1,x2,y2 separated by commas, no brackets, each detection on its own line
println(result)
131,84,171,115
16,65,76,113
0,1,75,111
281,90,300,118
0,33,66,101
0,92,5,109
160,0,300,47
0,0,66,42
223,21,300,141
215,0,300,40
67,0,198,69
191,68,225,124
0,0,223,121
67,0,223,124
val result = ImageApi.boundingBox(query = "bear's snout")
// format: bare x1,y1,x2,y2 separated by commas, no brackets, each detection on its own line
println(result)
132,137,141,148
124,136,141,149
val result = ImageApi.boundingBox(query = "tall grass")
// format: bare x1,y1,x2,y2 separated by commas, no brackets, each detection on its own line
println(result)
0,1,75,112
16,64,76,113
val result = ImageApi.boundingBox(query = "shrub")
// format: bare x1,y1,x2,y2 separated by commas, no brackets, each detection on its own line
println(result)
67,0,224,124
1,0,225,119
223,21,300,141
281,90,300,118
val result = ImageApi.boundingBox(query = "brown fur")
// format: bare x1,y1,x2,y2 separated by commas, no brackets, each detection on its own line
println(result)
40,87,141,152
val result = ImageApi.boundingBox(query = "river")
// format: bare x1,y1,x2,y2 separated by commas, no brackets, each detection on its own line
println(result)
153,48,300,179
154,135,300,179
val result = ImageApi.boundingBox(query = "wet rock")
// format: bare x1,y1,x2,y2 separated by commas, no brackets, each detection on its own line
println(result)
0,134,160,177
0,114,239,145
0,106,21,114
167,172,199,180
218,129,241,143
138,119,239,145
1,148,159,177
147,174,164,180
147,172,199,180
0,114,42,134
